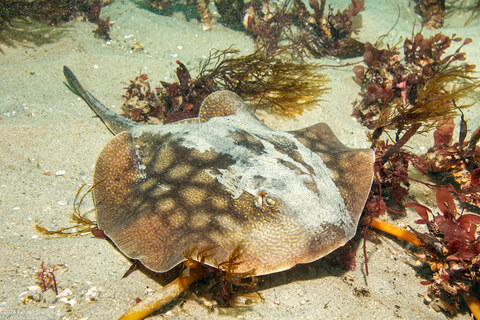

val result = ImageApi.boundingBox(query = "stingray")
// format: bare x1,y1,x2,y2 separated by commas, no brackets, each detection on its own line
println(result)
63,66,374,319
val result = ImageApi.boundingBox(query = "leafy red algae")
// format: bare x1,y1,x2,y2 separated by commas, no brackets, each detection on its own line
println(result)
408,187,480,314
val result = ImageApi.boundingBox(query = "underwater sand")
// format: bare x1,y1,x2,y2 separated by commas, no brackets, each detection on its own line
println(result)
1,0,480,319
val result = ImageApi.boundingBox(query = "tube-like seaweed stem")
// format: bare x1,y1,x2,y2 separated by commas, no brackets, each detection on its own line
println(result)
462,293,480,319
119,260,207,320
381,123,421,161
370,217,480,318
369,217,424,247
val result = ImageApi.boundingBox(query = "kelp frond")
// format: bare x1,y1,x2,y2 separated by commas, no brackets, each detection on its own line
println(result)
198,47,329,117
35,184,97,237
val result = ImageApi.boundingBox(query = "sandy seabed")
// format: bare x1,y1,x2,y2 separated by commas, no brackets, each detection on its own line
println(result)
1,0,480,319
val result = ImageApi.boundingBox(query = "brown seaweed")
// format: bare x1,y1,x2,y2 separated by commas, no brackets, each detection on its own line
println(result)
35,184,97,237
414,0,446,29
121,47,329,123
198,47,329,116
414,0,480,29
243,0,365,59
119,246,260,319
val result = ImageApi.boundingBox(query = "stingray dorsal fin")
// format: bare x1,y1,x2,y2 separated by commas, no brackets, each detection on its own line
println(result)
198,90,249,122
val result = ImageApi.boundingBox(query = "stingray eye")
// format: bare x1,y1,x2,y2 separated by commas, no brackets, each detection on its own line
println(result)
256,191,275,208
265,197,275,207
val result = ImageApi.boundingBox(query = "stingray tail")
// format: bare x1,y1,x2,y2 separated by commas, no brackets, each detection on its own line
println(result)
63,66,136,135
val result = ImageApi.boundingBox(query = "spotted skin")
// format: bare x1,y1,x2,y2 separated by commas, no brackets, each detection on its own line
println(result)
63,66,374,276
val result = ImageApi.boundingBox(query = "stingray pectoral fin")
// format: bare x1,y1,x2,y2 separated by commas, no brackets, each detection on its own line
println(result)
290,122,375,221
331,148,375,221
289,122,350,153
93,131,141,229
93,131,188,273
63,66,136,134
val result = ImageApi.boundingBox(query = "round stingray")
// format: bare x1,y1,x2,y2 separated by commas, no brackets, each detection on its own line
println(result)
91,91,375,276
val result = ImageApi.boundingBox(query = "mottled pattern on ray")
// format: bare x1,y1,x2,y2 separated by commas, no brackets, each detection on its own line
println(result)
63,66,375,276
290,124,375,222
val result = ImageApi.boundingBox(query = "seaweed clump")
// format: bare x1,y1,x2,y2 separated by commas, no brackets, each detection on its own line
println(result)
145,0,364,59
121,62,205,124
243,0,365,59
414,0,480,29
363,120,480,316
414,0,446,29
354,32,480,316
293,0,365,58
368,188,480,316
409,188,480,314
121,47,329,123
188,246,261,307
36,262,59,295
198,48,329,116
120,246,261,319
352,32,479,212
411,118,480,207
353,32,478,150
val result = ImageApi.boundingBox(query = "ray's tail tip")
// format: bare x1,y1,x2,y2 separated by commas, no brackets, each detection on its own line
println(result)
62,65,84,96
63,65,75,80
